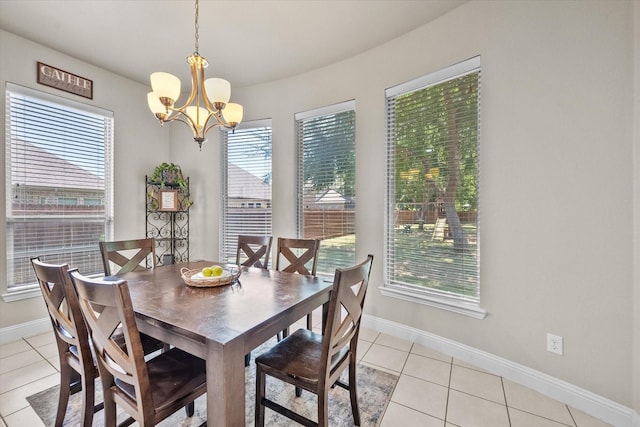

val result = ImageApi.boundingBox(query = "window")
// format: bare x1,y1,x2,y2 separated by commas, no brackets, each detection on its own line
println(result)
384,57,484,318
221,120,272,263
5,83,113,299
296,101,356,275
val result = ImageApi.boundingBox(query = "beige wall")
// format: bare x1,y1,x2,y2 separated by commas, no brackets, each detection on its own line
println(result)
1,0,637,414
0,30,170,326
179,0,637,408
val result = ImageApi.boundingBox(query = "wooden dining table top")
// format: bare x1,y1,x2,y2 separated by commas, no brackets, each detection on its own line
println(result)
118,260,332,349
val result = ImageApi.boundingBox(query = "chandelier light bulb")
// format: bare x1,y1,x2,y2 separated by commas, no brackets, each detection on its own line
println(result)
150,72,181,106
147,92,165,114
222,103,243,125
185,105,209,131
204,78,231,106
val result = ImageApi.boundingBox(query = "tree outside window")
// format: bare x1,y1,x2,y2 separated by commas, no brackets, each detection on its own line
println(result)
385,58,481,309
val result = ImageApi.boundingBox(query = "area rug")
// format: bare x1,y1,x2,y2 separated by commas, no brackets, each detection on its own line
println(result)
27,341,398,426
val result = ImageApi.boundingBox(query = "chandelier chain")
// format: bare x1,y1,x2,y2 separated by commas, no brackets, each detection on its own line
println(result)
194,0,199,54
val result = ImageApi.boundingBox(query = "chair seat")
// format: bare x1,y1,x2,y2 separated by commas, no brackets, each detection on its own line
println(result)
256,329,348,386
116,347,206,412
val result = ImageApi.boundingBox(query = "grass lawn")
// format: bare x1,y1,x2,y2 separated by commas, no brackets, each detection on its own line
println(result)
391,223,478,298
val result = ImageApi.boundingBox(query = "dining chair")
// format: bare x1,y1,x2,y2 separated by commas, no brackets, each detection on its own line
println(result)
31,257,101,427
31,257,178,426
99,237,169,353
275,237,321,332
235,235,273,269
236,235,273,366
275,237,320,277
99,238,156,276
69,270,207,427
254,255,374,427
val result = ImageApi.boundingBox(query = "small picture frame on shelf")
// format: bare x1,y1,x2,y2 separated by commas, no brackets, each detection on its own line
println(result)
159,190,178,211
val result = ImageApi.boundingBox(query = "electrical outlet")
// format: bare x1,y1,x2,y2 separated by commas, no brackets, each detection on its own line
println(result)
547,333,563,355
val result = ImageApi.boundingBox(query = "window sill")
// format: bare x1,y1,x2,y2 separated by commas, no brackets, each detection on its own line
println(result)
2,287,41,302
379,285,487,319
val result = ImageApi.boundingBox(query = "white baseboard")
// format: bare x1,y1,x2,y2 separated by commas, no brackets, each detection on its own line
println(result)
0,317,50,345
362,314,637,427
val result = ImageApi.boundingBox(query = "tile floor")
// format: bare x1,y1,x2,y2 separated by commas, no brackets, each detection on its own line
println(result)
0,324,614,427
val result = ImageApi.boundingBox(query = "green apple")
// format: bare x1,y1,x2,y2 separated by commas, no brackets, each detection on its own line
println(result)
202,267,213,277
211,266,224,276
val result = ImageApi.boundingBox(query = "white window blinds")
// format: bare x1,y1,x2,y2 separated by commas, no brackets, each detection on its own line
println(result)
296,101,356,275
221,121,272,264
385,57,481,307
5,83,113,291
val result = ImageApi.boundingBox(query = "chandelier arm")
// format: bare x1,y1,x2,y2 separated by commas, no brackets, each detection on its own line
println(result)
171,65,197,113
198,66,218,114
203,115,230,135
157,111,182,124
173,113,213,140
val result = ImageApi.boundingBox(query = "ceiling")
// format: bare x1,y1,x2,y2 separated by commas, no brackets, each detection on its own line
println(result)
0,0,466,88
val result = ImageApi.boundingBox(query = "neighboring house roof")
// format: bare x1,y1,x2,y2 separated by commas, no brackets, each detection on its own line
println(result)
315,189,348,205
303,186,353,207
10,138,104,190
227,163,271,200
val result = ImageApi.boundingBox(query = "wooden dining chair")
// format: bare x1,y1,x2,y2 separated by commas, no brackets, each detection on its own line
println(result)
255,255,374,427
69,270,207,427
100,237,170,353
235,235,273,269
275,237,320,277
236,235,273,366
275,237,321,332
31,257,102,427
31,257,177,426
99,238,156,276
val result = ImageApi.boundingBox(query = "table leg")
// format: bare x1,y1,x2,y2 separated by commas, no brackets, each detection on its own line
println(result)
206,339,245,426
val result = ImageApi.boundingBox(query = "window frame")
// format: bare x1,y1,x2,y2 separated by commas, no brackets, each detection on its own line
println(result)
295,100,356,277
382,57,486,319
220,119,273,264
3,83,113,302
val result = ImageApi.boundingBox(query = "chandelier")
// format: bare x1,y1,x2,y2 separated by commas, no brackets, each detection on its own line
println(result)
146,0,243,150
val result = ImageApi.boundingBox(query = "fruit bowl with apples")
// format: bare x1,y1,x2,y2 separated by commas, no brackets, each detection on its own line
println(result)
181,264,241,287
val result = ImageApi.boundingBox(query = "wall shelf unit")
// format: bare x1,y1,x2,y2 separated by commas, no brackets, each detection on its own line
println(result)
145,175,190,265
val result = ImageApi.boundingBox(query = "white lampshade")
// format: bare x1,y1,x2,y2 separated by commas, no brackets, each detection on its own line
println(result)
150,72,181,103
222,103,243,125
147,92,165,114
204,78,231,104
185,106,210,130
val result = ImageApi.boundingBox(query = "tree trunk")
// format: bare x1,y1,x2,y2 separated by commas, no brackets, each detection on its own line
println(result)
444,86,468,251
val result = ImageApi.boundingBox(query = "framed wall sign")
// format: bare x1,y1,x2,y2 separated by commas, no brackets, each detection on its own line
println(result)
159,190,178,211
37,62,93,99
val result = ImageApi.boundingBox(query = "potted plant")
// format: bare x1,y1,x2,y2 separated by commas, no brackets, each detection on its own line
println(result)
150,162,188,188
147,162,192,209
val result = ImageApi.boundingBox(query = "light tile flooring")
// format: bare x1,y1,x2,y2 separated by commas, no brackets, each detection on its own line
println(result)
0,325,614,427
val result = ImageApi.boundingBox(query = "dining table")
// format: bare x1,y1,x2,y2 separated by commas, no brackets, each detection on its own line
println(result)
117,260,333,426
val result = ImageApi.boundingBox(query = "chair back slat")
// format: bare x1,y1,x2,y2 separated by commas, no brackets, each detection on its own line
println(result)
100,238,156,276
236,235,272,268
275,238,320,276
